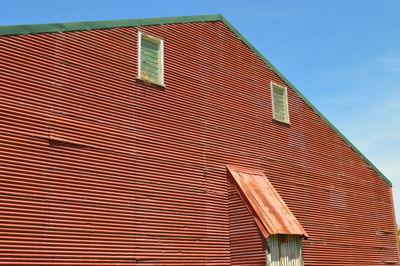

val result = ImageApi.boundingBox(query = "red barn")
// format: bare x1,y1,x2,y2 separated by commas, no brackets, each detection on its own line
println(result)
0,14,398,265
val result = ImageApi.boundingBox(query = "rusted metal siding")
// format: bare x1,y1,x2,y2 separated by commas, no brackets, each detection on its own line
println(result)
228,182,266,265
0,20,398,265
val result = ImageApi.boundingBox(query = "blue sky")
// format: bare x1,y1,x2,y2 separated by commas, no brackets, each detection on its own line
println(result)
2,0,400,222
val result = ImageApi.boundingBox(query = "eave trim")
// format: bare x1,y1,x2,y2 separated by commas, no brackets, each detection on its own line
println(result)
0,14,391,186
0,14,222,36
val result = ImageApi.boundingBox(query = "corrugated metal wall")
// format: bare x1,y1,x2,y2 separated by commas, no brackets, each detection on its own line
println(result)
0,20,398,265
228,182,266,265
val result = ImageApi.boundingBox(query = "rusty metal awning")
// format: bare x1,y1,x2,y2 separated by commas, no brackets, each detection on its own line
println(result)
227,164,308,239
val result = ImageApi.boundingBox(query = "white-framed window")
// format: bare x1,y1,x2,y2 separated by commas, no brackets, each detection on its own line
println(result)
137,31,164,86
271,82,290,124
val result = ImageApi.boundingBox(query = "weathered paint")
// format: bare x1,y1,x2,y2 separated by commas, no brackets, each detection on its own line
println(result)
0,18,398,266
227,165,307,238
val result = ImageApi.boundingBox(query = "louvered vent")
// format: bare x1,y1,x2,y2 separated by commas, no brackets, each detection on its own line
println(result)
272,83,289,123
139,31,163,85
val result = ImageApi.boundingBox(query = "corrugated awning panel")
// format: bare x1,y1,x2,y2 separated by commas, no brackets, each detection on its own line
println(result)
227,164,308,239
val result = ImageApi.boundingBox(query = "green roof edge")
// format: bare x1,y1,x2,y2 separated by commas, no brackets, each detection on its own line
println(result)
0,14,391,186
0,14,222,36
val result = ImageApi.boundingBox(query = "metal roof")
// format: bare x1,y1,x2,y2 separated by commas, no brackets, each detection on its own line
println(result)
0,14,391,186
227,165,308,239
